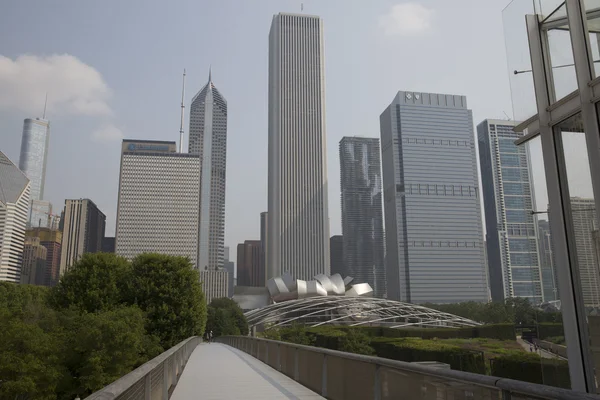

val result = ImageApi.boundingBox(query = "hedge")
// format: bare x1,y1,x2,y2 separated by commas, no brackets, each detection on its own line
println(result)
370,337,486,374
340,324,515,341
537,323,564,340
490,353,570,389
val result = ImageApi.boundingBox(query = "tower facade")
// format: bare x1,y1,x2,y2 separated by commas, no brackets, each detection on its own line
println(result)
268,13,330,281
189,72,227,271
0,151,30,283
478,119,543,303
19,118,49,202
59,199,106,274
115,140,200,266
380,91,488,303
339,137,386,298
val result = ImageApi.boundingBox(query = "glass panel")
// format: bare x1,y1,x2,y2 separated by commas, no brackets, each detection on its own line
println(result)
542,4,578,102
503,0,538,121
584,4,600,78
554,112,599,392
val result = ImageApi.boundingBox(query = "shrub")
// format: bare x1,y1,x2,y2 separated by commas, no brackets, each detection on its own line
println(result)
490,353,570,389
370,337,486,374
537,323,564,340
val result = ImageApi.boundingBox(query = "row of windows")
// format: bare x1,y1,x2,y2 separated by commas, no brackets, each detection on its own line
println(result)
401,138,471,147
397,183,478,197
403,241,483,248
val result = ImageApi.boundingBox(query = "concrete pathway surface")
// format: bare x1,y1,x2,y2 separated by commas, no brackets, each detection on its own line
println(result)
517,336,564,360
171,343,325,399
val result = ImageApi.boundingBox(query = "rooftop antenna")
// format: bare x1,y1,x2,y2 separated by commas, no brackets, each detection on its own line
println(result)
503,111,512,121
179,69,186,153
301,3,304,11
42,93,48,119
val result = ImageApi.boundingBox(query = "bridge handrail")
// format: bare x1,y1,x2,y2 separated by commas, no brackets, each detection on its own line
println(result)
84,336,201,400
218,335,599,400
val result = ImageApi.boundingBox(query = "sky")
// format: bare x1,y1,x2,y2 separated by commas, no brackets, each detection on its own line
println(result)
1,0,530,263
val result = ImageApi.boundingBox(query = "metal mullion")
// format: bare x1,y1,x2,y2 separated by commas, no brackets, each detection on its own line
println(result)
526,13,592,392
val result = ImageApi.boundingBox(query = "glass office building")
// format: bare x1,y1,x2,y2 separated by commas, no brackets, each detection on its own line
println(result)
19,118,49,202
478,119,543,303
380,91,488,304
504,0,600,392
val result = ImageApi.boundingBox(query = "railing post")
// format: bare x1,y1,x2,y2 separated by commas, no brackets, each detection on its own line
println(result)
373,364,381,400
144,373,151,400
277,343,281,371
266,340,269,363
502,389,512,400
294,347,299,380
172,352,177,383
162,360,169,400
321,354,328,397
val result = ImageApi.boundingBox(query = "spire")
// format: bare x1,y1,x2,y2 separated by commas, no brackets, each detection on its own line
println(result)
43,93,48,119
179,69,186,153
208,65,212,83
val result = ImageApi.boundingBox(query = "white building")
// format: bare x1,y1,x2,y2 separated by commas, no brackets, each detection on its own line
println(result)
0,151,30,282
200,269,228,304
268,13,330,281
189,71,228,271
115,140,200,266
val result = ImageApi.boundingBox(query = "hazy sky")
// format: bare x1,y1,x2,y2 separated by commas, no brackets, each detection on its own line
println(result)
1,0,521,262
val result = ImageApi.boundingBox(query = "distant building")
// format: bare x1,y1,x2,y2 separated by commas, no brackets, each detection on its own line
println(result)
26,227,62,287
537,219,559,301
20,237,47,285
330,235,345,277
571,198,600,307
29,200,55,229
380,91,488,303
478,119,542,303
224,246,234,297
102,237,115,253
200,269,228,304
260,212,268,285
0,151,30,283
115,140,200,266
237,240,262,287
60,199,106,274
339,137,386,298
189,71,228,271
268,13,330,281
19,118,49,202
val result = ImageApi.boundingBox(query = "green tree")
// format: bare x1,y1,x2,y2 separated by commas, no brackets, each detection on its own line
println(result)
49,253,132,313
208,297,249,336
0,283,66,400
129,253,207,348
58,307,156,399
205,307,240,337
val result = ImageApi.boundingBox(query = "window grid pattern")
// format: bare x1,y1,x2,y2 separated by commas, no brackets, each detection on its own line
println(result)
339,137,386,298
478,120,543,302
116,153,200,266
189,78,227,271
268,13,330,281
381,92,488,303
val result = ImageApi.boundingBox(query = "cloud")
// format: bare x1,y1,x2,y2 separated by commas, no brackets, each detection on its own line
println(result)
379,3,434,36
91,124,123,143
0,54,112,116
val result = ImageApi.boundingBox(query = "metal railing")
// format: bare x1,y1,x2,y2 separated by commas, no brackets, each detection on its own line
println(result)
217,336,600,400
84,336,200,400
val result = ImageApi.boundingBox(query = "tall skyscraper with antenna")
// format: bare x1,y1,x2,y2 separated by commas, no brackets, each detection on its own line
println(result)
268,13,331,281
188,69,228,270
19,96,52,227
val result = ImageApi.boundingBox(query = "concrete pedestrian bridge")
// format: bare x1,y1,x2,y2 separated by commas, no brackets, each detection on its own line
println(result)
85,336,598,400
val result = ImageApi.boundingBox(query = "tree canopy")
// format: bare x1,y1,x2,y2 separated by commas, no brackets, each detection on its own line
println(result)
205,297,248,337
0,252,207,399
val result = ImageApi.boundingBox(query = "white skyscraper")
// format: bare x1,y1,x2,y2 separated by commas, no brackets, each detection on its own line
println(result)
0,151,31,282
268,13,330,281
189,71,227,271
116,140,200,266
